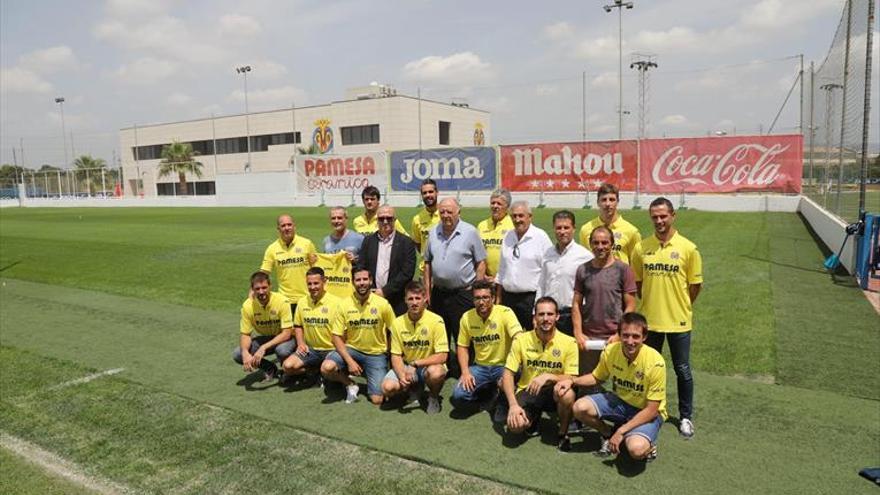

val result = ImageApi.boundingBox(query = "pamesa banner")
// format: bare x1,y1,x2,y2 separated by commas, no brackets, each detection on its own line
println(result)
293,152,388,194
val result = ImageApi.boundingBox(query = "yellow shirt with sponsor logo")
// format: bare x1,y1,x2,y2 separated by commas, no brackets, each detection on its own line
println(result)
505,330,579,393
352,214,408,236
313,252,353,298
240,292,293,336
578,215,642,265
389,310,449,363
631,231,703,332
260,236,316,303
458,305,522,366
411,208,440,272
477,215,514,277
592,342,668,420
334,293,396,355
293,292,343,351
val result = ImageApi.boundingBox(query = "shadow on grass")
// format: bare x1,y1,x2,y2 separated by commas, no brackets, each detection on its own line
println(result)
236,372,279,391
0,260,22,272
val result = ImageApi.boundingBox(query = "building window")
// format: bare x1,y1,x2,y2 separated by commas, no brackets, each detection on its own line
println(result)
341,124,380,145
133,132,301,159
132,144,163,161
251,132,300,151
156,181,216,196
439,121,451,145
215,137,249,155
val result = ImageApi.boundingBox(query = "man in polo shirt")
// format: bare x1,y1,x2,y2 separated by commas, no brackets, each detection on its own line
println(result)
496,201,553,331
322,206,364,261
578,182,642,265
410,179,440,261
423,197,487,375
502,296,579,451
321,267,396,405
260,213,316,315
631,197,702,439
451,280,523,414
536,210,593,335
382,281,449,414
556,312,667,462
353,185,407,235
477,188,514,282
281,267,344,378
234,271,296,381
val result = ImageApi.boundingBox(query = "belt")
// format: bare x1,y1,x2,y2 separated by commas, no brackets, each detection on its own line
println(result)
434,285,471,293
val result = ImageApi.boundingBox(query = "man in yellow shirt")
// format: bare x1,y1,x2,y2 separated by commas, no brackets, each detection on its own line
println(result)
321,267,396,405
578,183,641,265
556,312,666,462
382,281,448,414
477,189,514,281
451,280,522,415
631,197,702,439
234,271,296,381
352,185,407,235
281,267,344,378
502,297,578,452
410,179,440,269
260,214,316,315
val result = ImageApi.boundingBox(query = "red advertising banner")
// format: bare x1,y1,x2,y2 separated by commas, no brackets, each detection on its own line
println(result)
500,141,638,192
639,134,803,194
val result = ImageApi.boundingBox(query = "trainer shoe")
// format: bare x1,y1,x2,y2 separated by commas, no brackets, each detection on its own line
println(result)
556,434,571,453
645,445,658,463
594,437,612,457
345,384,359,404
568,419,583,434
426,395,441,414
261,367,278,382
407,388,422,406
525,421,540,438
679,418,695,439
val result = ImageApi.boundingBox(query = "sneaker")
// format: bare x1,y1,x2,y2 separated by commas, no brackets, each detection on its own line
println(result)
557,434,571,453
345,384,359,404
568,419,583,434
492,404,508,424
407,388,422,406
645,445,658,463
426,395,441,414
679,418,695,439
594,437,612,457
261,367,278,382
525,420,540,438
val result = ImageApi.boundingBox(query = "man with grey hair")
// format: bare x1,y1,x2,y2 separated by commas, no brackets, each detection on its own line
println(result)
478,188,514,282
423,197,487,375
357,205,417,315
496,201,553,330
322,206,364,261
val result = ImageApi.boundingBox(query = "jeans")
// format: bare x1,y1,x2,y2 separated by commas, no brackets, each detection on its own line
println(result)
232,335,296,373
326,347,388,397
646,330,693,420
450,364,505,409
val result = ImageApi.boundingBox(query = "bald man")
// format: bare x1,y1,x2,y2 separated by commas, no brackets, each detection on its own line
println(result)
356,205,417,315
260,213,316,316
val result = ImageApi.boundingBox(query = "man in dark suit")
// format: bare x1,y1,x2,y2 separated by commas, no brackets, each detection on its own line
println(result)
358,205,417,315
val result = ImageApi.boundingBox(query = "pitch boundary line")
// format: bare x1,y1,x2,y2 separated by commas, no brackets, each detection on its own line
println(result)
49,368,125,391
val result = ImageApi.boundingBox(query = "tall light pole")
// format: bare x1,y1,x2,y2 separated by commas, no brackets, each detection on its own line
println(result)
604,0,633,141
55,97,69,168
820,83,842,209
235,65,253,170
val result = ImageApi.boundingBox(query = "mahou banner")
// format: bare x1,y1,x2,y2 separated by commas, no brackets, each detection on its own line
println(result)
294,152,387,194
639,135,803,193
500,141,638,191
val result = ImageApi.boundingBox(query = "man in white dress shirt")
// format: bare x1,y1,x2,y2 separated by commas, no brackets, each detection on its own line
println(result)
536,210,593,336
496,201,553,330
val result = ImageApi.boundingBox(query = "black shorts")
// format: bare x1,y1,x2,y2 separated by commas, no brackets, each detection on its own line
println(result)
515,386,557,423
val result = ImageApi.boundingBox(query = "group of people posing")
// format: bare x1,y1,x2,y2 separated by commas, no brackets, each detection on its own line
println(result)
234,181,702,462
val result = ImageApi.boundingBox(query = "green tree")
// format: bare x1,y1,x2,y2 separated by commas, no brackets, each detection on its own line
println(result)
296,143,321,155
157,140,203,195
73,155,108,194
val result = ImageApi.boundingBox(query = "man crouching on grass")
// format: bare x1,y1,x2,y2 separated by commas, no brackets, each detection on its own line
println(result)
555,312,666,462
233,272,296,381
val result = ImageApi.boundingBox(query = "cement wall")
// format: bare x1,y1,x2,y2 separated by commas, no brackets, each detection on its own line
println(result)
797,196,856,274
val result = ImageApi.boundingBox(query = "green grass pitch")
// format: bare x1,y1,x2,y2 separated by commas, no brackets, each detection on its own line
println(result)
0,206,878,494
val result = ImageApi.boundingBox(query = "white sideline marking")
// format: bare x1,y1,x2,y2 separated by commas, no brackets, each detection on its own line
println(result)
1,433,131,495
49,368,125,391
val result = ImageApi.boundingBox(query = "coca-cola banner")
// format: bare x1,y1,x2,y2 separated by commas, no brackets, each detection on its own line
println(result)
293,152,388,194
500,141,638,191
639,135,803,194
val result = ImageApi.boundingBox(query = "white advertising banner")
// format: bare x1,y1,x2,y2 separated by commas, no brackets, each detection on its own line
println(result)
293,152,388,194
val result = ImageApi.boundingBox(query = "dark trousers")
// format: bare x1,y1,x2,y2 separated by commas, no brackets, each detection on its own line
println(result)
501,289,536,331
431,286,474,376
646,330,694,420
556,308,573,336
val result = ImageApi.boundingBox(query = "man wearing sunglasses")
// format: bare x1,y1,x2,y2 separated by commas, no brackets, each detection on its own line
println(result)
357,205,417,316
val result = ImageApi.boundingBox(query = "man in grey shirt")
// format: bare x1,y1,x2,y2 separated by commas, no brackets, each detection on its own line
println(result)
423,197,487,375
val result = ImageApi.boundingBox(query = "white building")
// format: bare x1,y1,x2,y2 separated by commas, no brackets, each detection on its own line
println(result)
118,84,490,196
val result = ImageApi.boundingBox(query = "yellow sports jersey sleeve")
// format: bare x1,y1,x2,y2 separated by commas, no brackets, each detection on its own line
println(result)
601,343,668,420
274,294,294,329
504,333,524,373
592,346,611,381
635,234,700,332
457,314,472,348
260,243,275,273
240,303,255,335
429,316,449,354
562,337,579,376
389,319,404,356
336,294,393,355
687,246,703,285
501,306,523,338
295,293,341,351
479,216,513,277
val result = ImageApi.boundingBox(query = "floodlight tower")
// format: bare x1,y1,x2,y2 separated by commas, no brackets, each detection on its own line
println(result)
235,65,253,170
603,0,633,141
630,54,658,139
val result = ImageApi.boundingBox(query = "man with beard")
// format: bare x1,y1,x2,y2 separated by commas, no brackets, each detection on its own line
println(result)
410,179,440,266
477,189,514,282
578,183,641,265
281,267,344,378
321,268,396,405
233,271,296,381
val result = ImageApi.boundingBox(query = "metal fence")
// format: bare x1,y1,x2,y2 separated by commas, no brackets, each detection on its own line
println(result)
0,167,122,200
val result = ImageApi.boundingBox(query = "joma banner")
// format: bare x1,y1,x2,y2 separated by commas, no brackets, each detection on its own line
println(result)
639,135,803,193
389,147,497,191
293,152,387,194
500,141,638,191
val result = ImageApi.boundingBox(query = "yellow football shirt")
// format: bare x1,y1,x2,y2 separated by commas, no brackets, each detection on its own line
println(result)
334,293,396,355
578,215,642,265
631,231,703,332
389,310,449,363
293,292,343,351
411,208,440,251
457,305,522,366
477,215,514,277
505,330,579,393
314,252,353,298
352,214,407,236
592,342,668,420
240,292,293,336
260,236,316,303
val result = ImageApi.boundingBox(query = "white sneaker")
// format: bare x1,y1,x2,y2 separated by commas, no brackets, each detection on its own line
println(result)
345,384,359,404
426,395,441,414
679,418,695,439
407,388,421,406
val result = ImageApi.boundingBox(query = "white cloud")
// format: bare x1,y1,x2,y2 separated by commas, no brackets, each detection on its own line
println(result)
661,114,688,125
250,60,288,79
575,36,620,61
105,0,173,19
543,21,573,42
227,85,308,110
93,15,224,65
167,92,192,105
19,46,79,74
219,14,262,37
1,67,53,93
402,52,493,85
111,57,177,85
535,84,557,96
591,72,618,89
632,27,699,52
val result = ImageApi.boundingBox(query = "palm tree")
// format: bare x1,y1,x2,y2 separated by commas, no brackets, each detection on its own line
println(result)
297,143,321,155
158,140,203,195
73,155,107,195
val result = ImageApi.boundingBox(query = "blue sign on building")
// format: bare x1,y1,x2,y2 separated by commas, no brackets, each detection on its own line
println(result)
390,147,497,191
